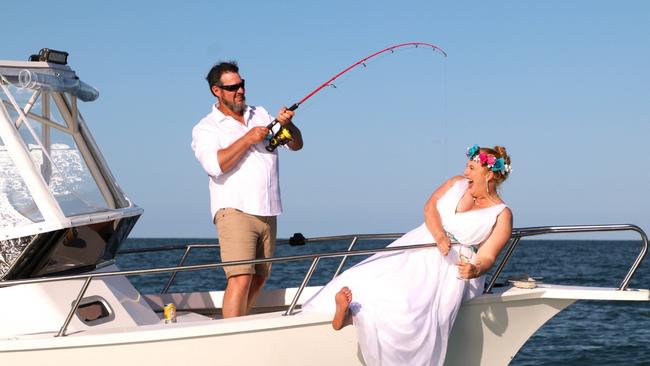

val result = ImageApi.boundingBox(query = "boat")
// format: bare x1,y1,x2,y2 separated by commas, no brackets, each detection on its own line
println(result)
0,49,648,365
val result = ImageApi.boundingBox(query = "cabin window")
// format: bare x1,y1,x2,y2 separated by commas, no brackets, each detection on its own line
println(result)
75,296,114,325
42,126,108,215
0,135,44,226
0,81,112,220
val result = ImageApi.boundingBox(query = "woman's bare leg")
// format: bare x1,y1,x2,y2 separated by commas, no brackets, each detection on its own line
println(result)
332,287,353,330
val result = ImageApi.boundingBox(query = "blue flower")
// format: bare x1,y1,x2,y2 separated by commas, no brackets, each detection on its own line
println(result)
491,157,505,173
466,144,480,159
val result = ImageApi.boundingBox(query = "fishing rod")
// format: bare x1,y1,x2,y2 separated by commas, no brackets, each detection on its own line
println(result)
265,42,447,151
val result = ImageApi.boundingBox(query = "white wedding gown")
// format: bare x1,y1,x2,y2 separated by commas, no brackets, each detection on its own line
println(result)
302,179,507,366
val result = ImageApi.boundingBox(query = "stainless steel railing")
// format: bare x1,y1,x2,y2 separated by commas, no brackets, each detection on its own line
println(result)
485,224,648,293
112,224,650,314
149,225,647,295
156,233,403,293
0,224,646,337
161,244,218,293
0,240,434,337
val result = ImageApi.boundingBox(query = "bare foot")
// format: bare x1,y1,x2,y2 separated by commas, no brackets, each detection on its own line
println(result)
332,287,352,330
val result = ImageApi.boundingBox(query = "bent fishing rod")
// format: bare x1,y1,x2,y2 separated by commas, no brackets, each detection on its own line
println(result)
265,42,447,151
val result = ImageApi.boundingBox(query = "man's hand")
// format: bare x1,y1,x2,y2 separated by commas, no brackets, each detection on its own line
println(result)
245,126,270,145
276,106,295,126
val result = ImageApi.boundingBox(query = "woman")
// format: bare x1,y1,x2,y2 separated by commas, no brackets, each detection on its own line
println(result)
302,145,513,366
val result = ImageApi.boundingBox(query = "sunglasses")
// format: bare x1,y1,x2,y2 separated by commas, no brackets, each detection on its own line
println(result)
217,79,245,92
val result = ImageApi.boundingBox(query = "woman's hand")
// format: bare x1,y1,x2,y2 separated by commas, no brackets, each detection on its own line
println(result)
425,177,464,257
457,260,478,279
434,232,451,256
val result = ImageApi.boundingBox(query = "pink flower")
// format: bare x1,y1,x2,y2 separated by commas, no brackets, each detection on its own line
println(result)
487,155,496,166
479,153,488,164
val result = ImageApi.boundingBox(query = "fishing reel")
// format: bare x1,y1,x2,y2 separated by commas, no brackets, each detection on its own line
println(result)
265,126,293,152
265,103,299,152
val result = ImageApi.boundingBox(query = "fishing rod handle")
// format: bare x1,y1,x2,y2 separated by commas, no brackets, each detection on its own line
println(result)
265,103,300,130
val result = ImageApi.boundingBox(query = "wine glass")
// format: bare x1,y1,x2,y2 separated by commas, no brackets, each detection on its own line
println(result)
457,245,474,280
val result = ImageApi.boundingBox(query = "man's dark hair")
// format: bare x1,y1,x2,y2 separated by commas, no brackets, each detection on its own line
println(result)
206,61,239,96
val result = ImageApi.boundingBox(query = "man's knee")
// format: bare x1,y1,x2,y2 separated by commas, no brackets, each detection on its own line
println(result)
251,274,267,287
227,274,253,289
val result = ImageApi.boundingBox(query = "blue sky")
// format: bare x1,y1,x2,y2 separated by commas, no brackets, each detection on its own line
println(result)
2,1,648,239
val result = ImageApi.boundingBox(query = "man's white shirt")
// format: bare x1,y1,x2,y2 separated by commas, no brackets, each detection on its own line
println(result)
192,104,283,221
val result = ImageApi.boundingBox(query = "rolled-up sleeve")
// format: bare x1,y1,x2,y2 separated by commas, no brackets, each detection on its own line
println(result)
191,120,223,177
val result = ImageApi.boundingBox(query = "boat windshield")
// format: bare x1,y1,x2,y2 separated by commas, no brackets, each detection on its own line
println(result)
0,69,121,231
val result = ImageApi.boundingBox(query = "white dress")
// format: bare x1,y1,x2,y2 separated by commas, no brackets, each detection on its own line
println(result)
302,179,507,366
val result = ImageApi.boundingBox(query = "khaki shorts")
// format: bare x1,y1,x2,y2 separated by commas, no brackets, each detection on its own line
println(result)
215,208,277,278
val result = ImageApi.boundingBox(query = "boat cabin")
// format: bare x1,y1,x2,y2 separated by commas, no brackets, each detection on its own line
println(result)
0,50,142,281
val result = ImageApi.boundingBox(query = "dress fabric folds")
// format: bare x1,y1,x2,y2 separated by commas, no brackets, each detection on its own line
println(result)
302,179,507,366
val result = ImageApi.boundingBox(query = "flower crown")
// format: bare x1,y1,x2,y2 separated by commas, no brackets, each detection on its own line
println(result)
466,145,512,175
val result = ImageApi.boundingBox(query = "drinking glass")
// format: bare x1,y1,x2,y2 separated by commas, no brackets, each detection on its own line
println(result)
457,245,474,280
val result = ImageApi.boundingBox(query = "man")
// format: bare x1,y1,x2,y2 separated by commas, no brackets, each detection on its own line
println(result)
191,61,303,317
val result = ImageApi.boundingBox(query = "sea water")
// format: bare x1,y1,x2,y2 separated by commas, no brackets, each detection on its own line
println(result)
116,239,650,365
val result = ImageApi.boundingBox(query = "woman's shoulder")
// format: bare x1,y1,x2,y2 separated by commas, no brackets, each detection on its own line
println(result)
448,176,466,186
436,176,466,193
498,206,513,220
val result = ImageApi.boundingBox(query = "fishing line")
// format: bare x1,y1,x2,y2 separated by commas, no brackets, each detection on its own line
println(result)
265,42,448,151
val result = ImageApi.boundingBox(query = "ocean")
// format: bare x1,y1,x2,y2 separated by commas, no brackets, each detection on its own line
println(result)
116,238,650,366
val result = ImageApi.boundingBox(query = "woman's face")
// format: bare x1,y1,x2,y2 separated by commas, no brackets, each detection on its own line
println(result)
463,159,490,197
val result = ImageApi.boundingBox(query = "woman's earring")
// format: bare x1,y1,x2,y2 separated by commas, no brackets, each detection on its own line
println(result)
486,177,490,194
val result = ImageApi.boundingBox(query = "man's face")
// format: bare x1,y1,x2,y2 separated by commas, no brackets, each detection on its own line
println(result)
214,72,246,113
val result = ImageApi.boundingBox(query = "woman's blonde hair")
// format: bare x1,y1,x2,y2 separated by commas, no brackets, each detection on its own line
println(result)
479,145,511,185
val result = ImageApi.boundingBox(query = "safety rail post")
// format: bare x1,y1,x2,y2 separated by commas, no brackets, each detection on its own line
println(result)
618,225,648,290
161,244,222,293
485,237,521,293
56,276,93,337
332,236,359,280
161,245,193,294
284,257,321,316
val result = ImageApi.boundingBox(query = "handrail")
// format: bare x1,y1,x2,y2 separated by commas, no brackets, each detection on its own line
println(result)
121,224,648,307
117,233,405,255
161,244,219,294
156,235,401,293
58,277,92,337
0,241,437,336
0,241,431,288
159,235,364,293
285,258,320,316
333,236,359,279
485,224,648,293
1,225,646,336
127,225,647,294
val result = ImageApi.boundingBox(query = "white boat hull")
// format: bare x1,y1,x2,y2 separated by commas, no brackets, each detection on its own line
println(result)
0,315,362,365
1,284,647,366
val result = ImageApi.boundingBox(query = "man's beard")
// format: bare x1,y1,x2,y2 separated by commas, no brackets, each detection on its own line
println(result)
222,95,246,113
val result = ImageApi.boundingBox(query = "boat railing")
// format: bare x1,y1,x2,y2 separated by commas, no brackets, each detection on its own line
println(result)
0,240,438,337
0,224,646,337
486,224,648,293
135,225,648,296
152,233,404,294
